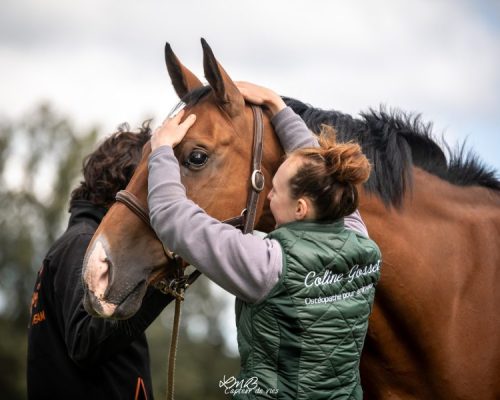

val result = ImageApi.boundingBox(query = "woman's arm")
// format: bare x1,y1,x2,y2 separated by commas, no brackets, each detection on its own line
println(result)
148,146,282,303
149,109,283,304
271,107,318,152
236,82,368,237
236,81,318,153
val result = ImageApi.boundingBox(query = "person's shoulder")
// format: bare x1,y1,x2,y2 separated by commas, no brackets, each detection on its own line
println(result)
46,221,96,260
67,218,98,236
349,231,381,259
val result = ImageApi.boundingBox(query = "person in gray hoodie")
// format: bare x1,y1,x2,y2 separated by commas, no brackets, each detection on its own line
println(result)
148,82,381,399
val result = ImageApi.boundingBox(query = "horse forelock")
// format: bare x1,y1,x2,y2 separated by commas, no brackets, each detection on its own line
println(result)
180,85,212,108
283,96,500,208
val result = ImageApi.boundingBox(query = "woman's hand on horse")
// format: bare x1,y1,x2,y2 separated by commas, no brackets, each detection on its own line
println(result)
151,110,197,151
235,81,287,116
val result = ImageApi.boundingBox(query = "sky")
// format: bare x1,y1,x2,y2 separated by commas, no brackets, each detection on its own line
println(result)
1,0,499,171
1,0,499,350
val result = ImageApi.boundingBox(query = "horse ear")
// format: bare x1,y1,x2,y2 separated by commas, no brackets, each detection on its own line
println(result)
165,42,203,98
201,38,245,117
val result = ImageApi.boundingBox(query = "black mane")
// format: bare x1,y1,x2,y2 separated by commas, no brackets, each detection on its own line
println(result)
283,96,500,207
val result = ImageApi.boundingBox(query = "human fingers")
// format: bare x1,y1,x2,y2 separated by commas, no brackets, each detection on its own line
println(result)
160,108,185,127
235,81,266,104
171,108,186,124
163,114,195,148
235,81,285,116
151,112,189,150
179,114,197,131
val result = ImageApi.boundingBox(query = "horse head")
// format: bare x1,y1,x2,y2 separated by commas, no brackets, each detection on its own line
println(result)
82,39,282,319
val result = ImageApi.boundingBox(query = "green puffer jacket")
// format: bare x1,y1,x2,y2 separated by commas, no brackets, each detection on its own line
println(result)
234,220,381,400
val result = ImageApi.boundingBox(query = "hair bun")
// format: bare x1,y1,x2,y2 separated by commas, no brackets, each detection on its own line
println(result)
287,125,371,221
318,133,371,185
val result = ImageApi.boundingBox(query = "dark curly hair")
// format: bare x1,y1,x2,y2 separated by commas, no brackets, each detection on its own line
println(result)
70,121,151,209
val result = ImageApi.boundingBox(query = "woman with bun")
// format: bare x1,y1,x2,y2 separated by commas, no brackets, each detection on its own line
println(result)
148,82,382,399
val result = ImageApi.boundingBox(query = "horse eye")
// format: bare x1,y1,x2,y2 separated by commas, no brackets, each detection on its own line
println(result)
184,150,209,169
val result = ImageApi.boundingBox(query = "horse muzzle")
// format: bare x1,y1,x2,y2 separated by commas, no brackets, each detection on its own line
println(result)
82,238,148,319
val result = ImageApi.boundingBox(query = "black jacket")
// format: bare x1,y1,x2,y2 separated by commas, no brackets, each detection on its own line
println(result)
27,200,172,399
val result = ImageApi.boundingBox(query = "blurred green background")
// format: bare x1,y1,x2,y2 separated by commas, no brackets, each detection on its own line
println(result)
0,104,239,399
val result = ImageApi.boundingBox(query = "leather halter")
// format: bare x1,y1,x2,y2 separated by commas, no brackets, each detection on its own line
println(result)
115,104,265,274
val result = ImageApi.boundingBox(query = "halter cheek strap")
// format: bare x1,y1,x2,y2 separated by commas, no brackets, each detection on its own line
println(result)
243,105,265,233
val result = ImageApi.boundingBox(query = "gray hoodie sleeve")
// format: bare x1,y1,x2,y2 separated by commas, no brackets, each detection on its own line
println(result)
148,146,282,304
271,106,319,152
272,107,369,238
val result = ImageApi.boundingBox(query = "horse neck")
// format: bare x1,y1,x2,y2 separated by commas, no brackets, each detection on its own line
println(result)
410,167,500,211
360,167,500,281
359,167,500,397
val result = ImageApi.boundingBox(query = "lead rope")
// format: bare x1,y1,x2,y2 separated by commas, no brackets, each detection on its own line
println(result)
168,298,181,400
157,255,203,400
155,258,188,400
167,284,183,400
158,264,201,400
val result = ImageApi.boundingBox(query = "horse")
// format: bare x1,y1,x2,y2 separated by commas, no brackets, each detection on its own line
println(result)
82,39,500,399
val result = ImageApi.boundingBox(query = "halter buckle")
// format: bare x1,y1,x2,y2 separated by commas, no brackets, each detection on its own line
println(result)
251,169,265,192
155,276,188,300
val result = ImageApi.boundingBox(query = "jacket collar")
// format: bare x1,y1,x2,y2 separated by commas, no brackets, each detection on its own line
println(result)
276,218,345,233
68,200,107,228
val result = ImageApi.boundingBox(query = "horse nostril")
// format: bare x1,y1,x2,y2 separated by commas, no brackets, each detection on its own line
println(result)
84,240,111,300
96,259,110,295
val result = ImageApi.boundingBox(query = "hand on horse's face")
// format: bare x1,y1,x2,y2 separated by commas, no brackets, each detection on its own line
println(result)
151,109,197,151
235,81,286,116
